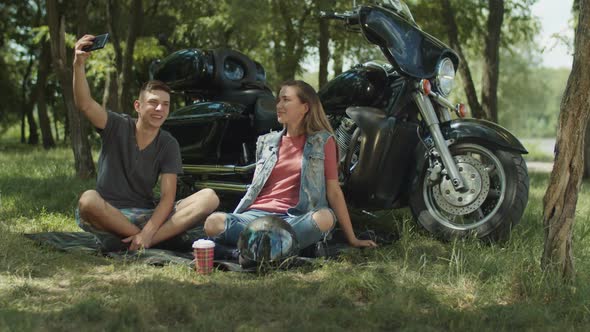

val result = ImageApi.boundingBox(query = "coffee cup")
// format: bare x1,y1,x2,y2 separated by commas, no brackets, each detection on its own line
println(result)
193,239,215,274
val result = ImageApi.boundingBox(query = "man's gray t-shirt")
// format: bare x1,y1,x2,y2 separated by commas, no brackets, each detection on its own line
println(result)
96,111,183,209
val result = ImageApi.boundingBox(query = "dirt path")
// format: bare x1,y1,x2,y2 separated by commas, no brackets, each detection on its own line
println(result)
521,138,555,173
526,161,553,173
521,138,555,156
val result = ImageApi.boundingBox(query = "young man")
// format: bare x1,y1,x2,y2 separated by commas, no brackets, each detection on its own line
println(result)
73,34,219,251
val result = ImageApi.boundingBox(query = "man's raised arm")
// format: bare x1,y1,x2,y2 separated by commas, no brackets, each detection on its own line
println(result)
73,35,107,130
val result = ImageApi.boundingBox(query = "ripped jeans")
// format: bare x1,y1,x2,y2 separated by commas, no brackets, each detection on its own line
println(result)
216,208,336,250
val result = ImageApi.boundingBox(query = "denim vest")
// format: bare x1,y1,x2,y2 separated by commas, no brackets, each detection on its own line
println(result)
234,129,332,215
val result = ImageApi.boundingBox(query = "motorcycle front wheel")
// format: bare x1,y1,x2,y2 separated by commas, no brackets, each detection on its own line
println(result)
409,142,529,242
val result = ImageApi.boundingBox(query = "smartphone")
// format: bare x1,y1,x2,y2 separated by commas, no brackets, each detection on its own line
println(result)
82,33,109,52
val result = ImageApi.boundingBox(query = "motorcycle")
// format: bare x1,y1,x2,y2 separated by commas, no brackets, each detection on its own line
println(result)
150,0,529,242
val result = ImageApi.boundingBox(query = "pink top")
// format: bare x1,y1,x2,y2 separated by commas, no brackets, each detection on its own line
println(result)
248,136,338,213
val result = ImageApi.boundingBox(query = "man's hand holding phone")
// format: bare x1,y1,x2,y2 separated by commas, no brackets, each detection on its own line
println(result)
74,34,109,66
82,33,109,52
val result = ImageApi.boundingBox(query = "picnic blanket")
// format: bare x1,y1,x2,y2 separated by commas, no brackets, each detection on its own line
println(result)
24,227,393,272
23,230,252,272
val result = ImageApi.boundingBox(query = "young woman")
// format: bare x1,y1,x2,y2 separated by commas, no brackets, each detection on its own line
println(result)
204,80,377,249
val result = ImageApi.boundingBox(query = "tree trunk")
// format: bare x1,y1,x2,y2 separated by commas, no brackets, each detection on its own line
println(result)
47,0,95,178
52,101,60,142
584,121,590,178
481,0,504,123
36,41,55,149
21,56,36,144
24,56,39,146
63,105,69,142
106,0,122,113
118,0,143,115
332,39,345,77
441,0,486,120
106,0,123,73
102,70,119,112
541,0,590,282
76,0,89,36
575,0,590,179
20,109,25,143
271,0,312,83
25,102,39,145
46,91,60,144
75,0,95,140
318,0,330,89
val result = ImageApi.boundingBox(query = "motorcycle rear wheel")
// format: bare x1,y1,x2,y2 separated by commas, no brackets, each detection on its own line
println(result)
409,142,529,242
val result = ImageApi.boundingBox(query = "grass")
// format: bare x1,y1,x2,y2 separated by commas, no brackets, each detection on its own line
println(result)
2,138,590,331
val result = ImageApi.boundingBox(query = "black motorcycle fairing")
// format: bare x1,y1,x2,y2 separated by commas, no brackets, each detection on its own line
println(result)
166,101,244,122
358,5,459,79
319,62,391,114
254,96,281,135
385,76,418,119
151,48,214,91
163,101,249,163
151,48,269,92
440,119,528,154
254,61,267,81
214,88,274,113
345,107,419,208
212,48,258,89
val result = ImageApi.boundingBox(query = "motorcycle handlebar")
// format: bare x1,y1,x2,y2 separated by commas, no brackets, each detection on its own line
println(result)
319,11,359,25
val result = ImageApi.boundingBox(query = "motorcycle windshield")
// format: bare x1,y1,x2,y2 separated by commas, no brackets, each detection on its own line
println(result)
359,5,459,79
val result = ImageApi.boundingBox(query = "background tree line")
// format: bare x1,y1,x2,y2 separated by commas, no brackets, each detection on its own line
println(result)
0,0,572,182
1,1,568,159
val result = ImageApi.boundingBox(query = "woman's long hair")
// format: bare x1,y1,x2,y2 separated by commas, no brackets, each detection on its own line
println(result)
279,80,334,136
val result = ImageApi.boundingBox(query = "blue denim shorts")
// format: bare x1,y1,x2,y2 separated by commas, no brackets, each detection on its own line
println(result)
218,208,336,249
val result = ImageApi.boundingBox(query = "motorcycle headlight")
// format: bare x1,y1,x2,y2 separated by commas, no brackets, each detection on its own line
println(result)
435,58,455,97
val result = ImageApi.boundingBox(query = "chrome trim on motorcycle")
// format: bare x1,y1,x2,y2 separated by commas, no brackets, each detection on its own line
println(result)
412,91,465,190
183,163,256,175
344,127,361,177
428,91,455,110
439,105,452,123
426,89,453,122
192,181,249,193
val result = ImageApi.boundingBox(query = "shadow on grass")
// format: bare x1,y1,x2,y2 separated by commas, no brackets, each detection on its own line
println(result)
0,275,359,330
2,267,589,331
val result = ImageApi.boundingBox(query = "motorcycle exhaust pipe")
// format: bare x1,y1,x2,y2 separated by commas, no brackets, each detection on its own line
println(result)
182,163,256,175
191,180,249,194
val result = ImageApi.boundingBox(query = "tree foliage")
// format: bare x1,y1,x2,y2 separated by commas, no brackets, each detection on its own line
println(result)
411,0,540,122
0,0,566,155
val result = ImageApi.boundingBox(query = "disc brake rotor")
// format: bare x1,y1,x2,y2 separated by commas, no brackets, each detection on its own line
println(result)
432,155,490,216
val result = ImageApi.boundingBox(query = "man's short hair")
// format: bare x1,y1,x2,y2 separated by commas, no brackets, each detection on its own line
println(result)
139,80,172,96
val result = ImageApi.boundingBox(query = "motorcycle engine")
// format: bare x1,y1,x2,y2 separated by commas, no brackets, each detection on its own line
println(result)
334,117,357,165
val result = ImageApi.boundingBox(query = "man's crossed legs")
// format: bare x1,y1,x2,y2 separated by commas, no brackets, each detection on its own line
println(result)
76,188,219,251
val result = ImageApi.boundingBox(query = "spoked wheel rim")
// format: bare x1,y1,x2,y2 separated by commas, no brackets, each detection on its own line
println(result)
423,143,506,231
